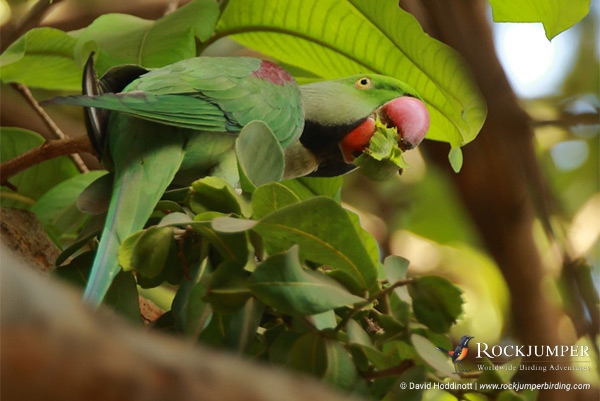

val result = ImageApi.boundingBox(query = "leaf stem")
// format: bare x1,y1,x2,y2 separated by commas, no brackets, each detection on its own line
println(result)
334,278,414,332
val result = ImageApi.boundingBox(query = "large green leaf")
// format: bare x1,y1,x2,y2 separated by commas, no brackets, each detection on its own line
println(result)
253,197,380,293
0,28,80,90
0,0,219,90
488,0,590,40
73,0,219,74
248,246,365,315
216,0,486,149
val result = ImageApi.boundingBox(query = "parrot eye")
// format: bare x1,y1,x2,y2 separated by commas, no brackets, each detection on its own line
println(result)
355,77,373,89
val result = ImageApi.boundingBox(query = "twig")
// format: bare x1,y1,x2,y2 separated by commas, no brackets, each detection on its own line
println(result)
12,83,90,174
531,112,599,128
334,278,415,332
1,0,65,53
0,136,94,189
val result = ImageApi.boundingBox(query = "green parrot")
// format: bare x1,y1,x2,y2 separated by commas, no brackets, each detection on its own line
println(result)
45,55,429,307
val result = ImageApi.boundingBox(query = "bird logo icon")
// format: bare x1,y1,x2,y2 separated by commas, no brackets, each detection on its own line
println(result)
436,335,474,375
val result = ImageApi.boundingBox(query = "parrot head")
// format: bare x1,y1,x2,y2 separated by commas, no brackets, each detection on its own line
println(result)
295,74,430,177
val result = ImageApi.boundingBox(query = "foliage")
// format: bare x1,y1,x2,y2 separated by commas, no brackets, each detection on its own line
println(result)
0,0,595,400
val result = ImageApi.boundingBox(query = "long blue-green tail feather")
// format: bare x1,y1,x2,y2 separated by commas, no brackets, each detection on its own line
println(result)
82,121,187,307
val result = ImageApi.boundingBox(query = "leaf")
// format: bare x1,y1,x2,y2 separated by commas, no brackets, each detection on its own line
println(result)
32,171,107,246
211,217,258,233
383,255,410,284
253,197,379,293
408,276,463,333
236,121,285,191
1,0,219,90
184,282,213,338
224,297,265,352
282,176,343,201
0,128,80,209
346,319,372,347
248,246,365,315
188,221,249,263
488,0,590,40
251,182,300,220
189,176,251,216
287,332,358,390
118,226,175,279
0,28,81,90
448,147,464,173
205,261,252,313
217,0,486,149
411,334,456,377
80,0,219,70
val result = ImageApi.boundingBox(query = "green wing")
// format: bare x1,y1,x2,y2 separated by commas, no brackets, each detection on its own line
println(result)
47,57,304,147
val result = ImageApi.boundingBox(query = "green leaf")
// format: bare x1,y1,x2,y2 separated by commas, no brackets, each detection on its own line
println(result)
73,0,219,72
205,261,252,313
408,276,463,333
236,121,285,191
448,147,464,173
118,226,175,279
224,297,265,352
383,255,410,284
282,176,343,201
32,171,107,247
354,118,409,181
1,0,219,90
411,334,456,377
188,221,249,263
251,182,300,220
211,217,258,233
287,332,358,390
217,0,486,149
183,282,213,338
488,0,590,40
0,28,81,90
189,176,251,216
0,128,79,209
253,197,379,293
346,319,372,347
248,246,365,315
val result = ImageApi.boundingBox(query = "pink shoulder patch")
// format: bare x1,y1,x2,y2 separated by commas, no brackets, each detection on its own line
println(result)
253,60,295,86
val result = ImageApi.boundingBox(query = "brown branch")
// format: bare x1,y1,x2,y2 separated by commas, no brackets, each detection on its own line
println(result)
531,112,600,128
12,83,90,174
0,136,94,189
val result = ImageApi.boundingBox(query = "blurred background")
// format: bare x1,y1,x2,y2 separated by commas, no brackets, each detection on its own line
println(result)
1,0,598,394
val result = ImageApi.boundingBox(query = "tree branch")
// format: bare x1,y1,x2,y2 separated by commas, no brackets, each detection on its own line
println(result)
0,136,95,189
12,83,90,174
